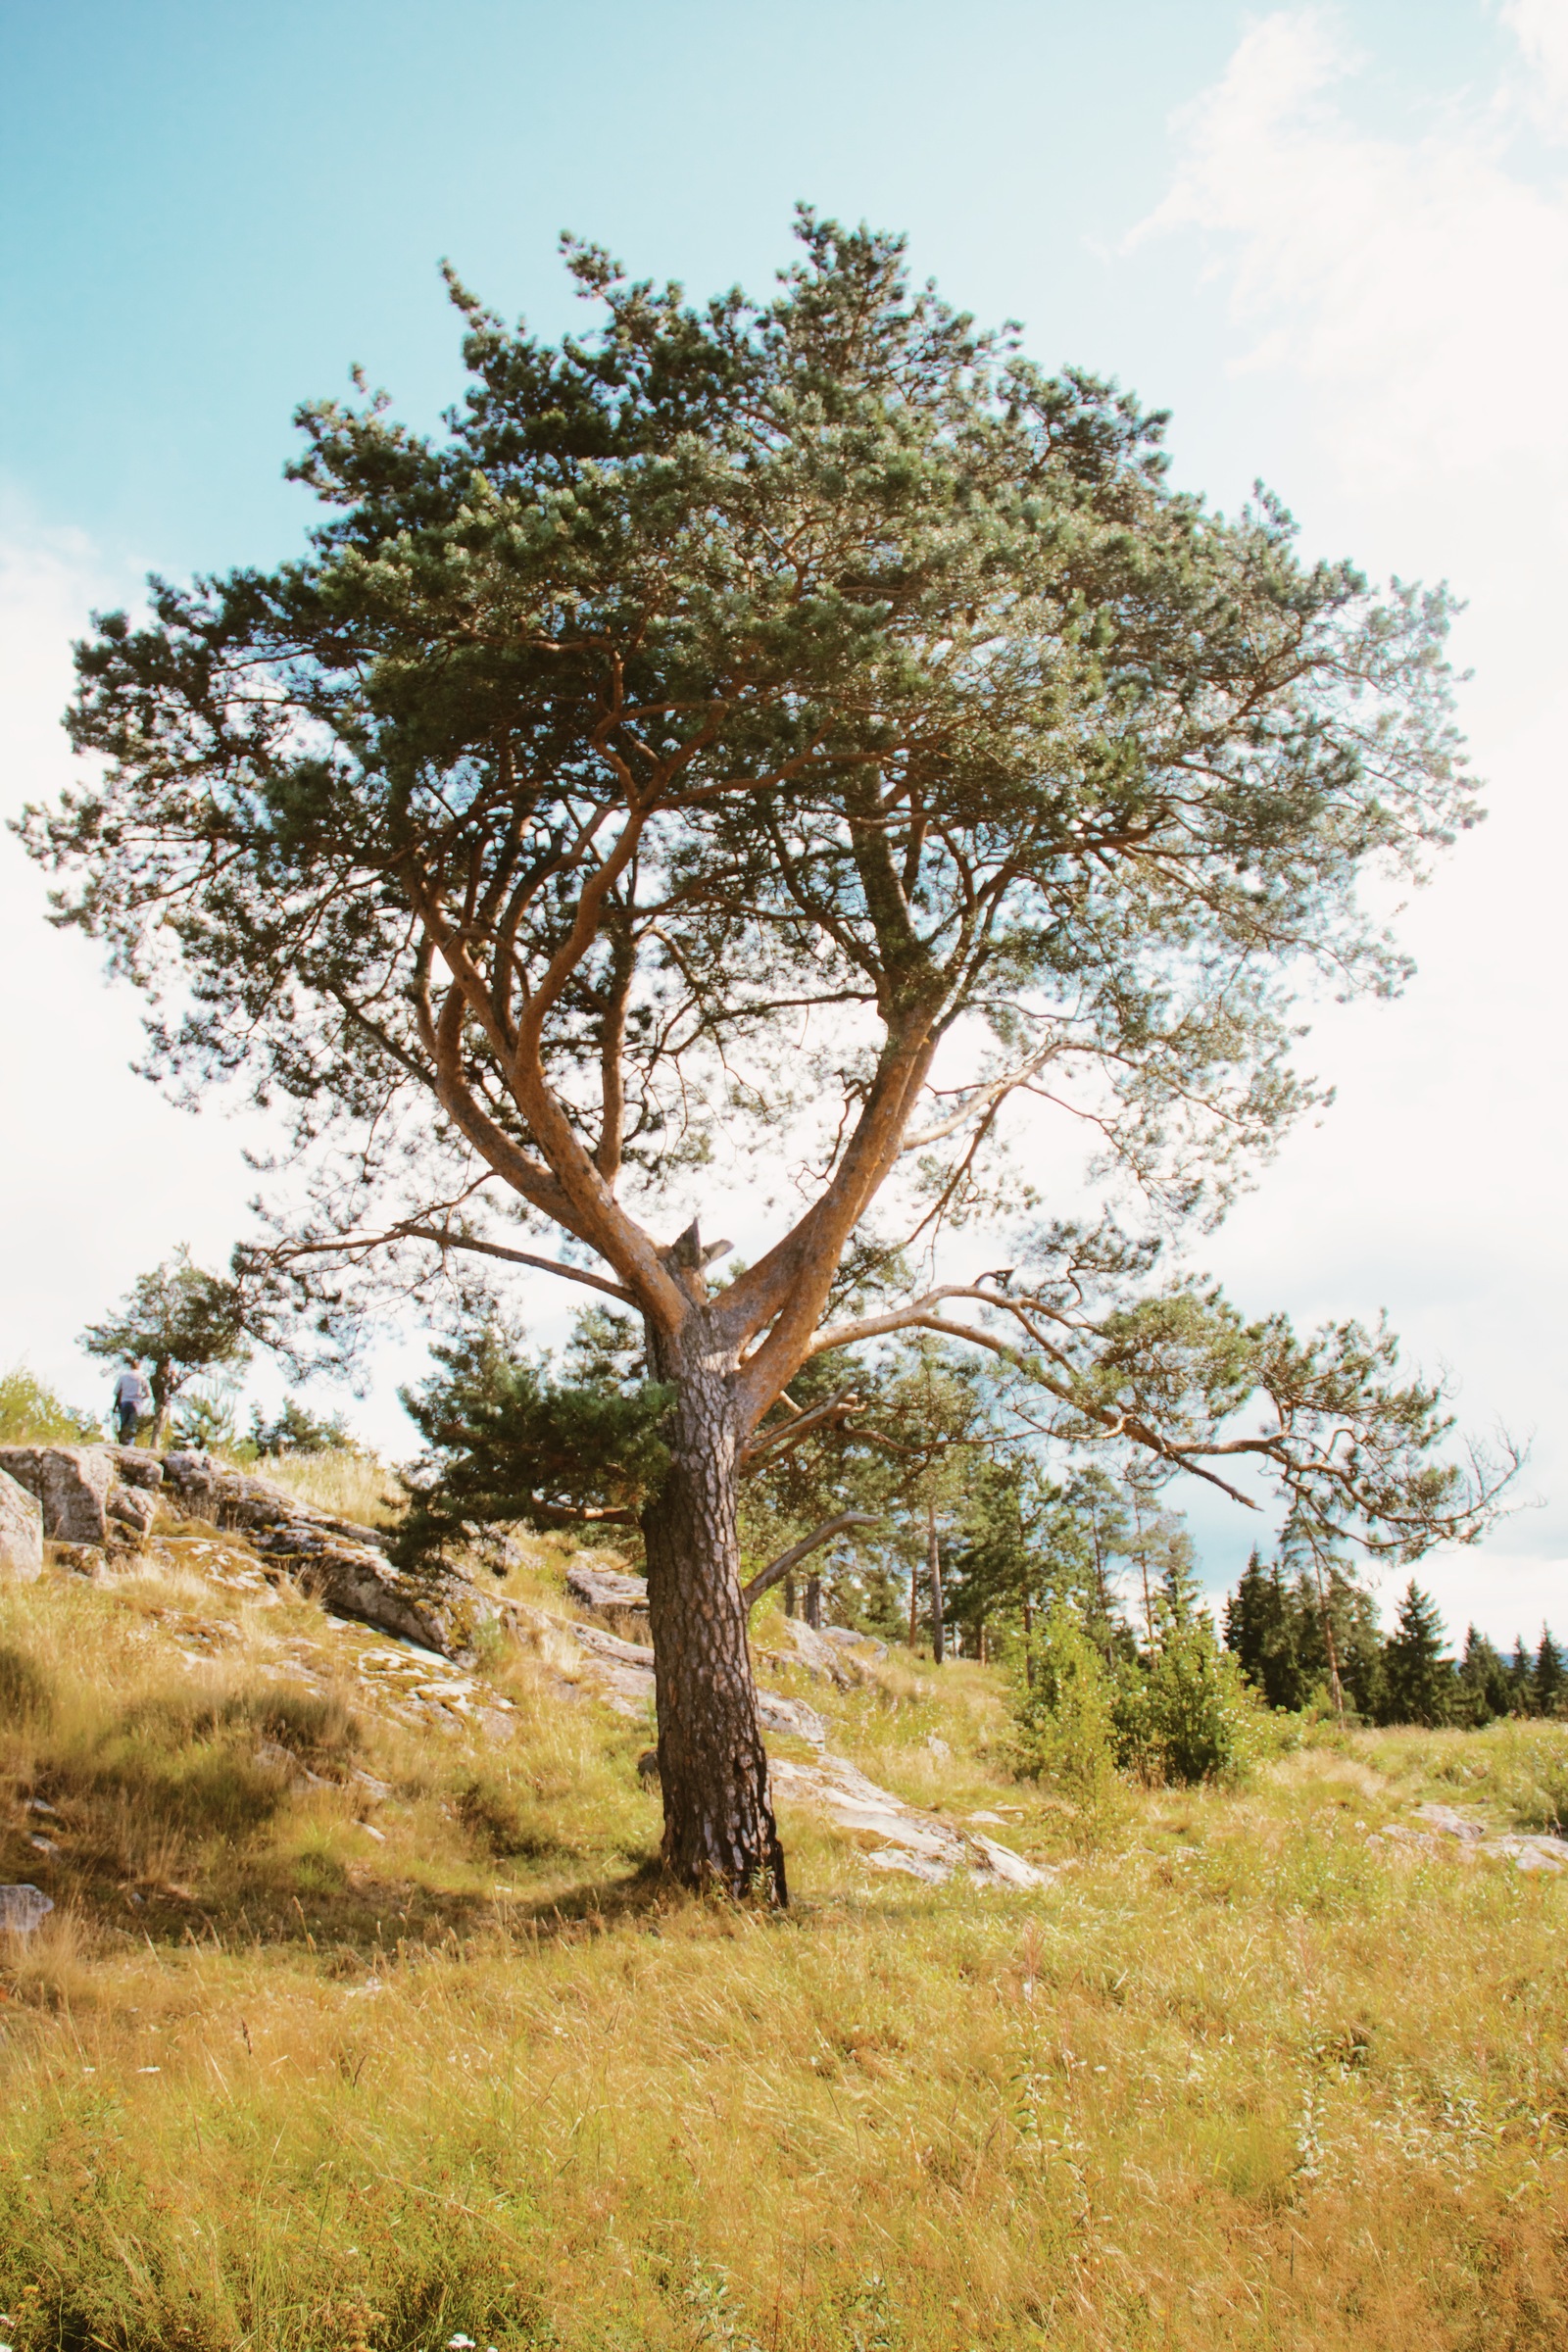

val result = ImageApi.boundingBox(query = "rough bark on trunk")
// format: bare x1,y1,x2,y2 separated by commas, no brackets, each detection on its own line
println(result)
640,1351,786,1903
804,1572,821,1630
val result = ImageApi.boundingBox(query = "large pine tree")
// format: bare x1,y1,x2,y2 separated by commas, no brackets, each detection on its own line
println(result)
25,214,1511,1896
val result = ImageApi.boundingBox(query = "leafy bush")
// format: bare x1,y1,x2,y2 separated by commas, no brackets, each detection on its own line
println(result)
1113,1618,1268,1787
0,1364,100,1445
1010,1605,1124,1846
1014,1605,1276,1804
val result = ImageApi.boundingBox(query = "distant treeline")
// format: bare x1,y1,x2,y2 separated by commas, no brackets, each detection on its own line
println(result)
1223,1549,1559,1729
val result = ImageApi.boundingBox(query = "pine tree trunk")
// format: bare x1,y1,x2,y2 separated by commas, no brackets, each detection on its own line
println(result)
1313,1566,1346,1725
927,1497,945,1666
640,1355,786,1904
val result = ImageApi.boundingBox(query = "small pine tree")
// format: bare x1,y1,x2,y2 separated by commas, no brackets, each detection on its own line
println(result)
1534,1629,1566,1720
1289,1566,1385,1722
1152,1525,1202,1640
80,1246,252,1441
251,1396,359,1456
1120,1611,1258,1786
1381,1582,1453,1726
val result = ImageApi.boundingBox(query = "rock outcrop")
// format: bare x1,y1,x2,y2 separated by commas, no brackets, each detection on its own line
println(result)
565,1558,652,1633
0,1446,120,1545
0,1884,54,1934
0,1444,164,1550
1370,1802,1568,1873
0,1467,43,1580
149,1451,495,1661
758,1614,871,1689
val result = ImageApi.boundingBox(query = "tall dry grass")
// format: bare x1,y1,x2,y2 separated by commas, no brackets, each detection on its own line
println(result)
3,1560,1568,2349
242,1448,406,1528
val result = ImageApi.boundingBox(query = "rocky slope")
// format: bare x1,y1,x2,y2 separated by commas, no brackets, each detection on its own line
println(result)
0,1445,1052,1896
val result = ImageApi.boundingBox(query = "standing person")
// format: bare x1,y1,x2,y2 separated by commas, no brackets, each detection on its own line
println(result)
113,1360,153,1445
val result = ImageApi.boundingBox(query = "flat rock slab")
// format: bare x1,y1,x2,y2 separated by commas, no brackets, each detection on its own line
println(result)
1369,1810,1568,1872
565,1559,651,1629
757,1617,860,1690
525,1609,832,1745
769,1755,1054,1888
1412,1803,1487,1842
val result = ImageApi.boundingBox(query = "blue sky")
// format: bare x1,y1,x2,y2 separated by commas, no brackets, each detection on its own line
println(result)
0,0,1526,564
3,0,1566,1644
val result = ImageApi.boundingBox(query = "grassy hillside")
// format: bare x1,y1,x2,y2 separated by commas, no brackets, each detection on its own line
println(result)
3,1528,1568,2350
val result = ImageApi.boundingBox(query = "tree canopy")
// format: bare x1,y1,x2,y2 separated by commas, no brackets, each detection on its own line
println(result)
23,211,1512,1891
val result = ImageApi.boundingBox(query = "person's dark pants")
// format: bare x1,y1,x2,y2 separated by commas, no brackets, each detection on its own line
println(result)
116,1406,142,1445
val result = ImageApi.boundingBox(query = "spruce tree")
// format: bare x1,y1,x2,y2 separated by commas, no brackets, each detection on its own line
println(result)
1152,1521,1202,1644
1511,1638,1537,1716
1224,1549,1302,1709
1381,1582,1454,1727
1455,1626,1512,1726
1534,1629,1565,1720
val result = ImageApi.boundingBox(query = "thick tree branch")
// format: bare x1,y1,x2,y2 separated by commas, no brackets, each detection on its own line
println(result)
741,1512,879,1610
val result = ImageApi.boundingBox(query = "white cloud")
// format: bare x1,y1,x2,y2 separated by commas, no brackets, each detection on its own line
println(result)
1132,7,1568,1642
0,521,410,1451
1499,0,1568,124
1137,8,1568,503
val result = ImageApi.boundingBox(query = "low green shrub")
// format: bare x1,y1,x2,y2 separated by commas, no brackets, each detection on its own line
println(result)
1113,1618,1276,1788
1013,1607,1282,1811
1010,1605,1125,1846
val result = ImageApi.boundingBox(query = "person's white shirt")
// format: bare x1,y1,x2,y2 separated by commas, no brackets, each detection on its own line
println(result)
114,1368,153,1412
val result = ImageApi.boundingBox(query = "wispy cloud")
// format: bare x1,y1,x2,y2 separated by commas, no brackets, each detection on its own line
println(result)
1132,6,1568,499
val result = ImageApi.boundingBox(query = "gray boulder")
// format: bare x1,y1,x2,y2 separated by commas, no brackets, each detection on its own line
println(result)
0,1445,116,1544
0,1885,54,1935
823,1624,888,1660
108,1484,158,1538
0,1467,43,1580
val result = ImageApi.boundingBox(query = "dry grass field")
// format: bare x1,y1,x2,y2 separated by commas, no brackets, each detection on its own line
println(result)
3,1530,1568,2351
